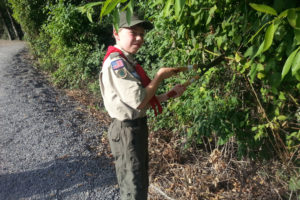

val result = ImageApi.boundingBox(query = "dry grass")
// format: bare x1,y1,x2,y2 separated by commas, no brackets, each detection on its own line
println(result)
65,89,111,127
147,130,295,200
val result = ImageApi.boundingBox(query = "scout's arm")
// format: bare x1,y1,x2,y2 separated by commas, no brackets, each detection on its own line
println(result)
156,93,168,103
157,84,187,103
137,67,177,109
165,76,200,99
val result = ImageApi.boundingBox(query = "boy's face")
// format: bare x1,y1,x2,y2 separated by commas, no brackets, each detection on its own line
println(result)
114,25,145,54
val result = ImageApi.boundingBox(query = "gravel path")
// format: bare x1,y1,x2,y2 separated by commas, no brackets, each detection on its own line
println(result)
0,41,120,200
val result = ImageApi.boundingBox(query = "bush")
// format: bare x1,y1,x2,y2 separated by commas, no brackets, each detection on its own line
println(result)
8,0,53,43
134,0,300,159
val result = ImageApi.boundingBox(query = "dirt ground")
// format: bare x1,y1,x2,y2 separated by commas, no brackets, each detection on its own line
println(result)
0,39,24,45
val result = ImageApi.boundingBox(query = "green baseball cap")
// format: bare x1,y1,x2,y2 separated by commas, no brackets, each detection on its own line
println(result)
118,11,153,30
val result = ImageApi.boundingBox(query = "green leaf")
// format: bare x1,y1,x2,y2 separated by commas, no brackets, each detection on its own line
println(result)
254,129,264,141
263,23,276,52
277,115,287,121
206,5,217,25
126,10,132,25
216,36,223,48
249,62,257,82
248,22,270,43
78,1,104,22
287,9,297,28
257,72,265,79
112,8,120,32
84,2,104,9
235,52,241,62
126,1,134,26
295,29,300,43
241,60,252,74
175,0,185,19
289,177,300,191
279,92,286,100
256,63,264,71
249,3,278,16
163,0,174,17
103,0,122,16
244,46,255,58
251,126,257,131
253,41,265,58
217,137,227,145
150,0,163,8
100,0,123,20
121,0,131,11
281,48,299,80
100,0,113,19
127,0,134,13
278,9,288,18
87,11,93,23
292,51,300,75
78,2,104,12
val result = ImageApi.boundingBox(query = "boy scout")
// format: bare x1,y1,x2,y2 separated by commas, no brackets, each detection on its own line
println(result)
99,12,186,200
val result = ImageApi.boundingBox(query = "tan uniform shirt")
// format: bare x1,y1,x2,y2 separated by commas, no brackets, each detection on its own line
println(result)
99,45,147,121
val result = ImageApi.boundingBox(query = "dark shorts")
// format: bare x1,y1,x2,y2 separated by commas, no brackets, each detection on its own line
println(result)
108,117,149,200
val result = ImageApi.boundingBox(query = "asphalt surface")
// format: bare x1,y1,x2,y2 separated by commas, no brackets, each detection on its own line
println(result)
0,41,120,200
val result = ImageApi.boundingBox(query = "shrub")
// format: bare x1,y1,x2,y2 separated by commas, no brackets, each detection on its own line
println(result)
38,1,110,88
134,0,300,159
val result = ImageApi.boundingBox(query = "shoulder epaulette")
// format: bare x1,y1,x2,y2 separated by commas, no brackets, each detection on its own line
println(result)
109,52,120,59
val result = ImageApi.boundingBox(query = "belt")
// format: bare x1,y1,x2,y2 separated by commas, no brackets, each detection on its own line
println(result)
120,117,147,127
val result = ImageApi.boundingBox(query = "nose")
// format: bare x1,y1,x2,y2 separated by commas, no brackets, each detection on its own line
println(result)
135,34,144,41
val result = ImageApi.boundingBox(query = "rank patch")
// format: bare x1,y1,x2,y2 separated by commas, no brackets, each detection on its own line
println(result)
111,59,125,70
116,68,127,78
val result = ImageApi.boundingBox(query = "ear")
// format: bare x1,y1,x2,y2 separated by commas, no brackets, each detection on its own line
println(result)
113,29,120,41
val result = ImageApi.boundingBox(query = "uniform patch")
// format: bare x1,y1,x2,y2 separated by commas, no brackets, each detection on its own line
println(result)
116,68,127,78
111,59,125,70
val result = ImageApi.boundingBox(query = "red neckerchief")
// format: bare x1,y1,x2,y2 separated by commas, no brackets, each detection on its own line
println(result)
103,46,163,116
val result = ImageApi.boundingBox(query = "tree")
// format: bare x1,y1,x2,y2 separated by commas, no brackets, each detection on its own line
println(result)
0,0,23,40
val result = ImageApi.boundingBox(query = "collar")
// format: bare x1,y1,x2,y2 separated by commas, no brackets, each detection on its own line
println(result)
114,45,136,65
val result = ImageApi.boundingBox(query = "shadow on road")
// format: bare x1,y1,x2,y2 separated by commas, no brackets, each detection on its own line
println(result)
0,156,117,199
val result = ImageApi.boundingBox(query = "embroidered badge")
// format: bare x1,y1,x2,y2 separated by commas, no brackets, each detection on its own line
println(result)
116,68,127,78
111,59,125,70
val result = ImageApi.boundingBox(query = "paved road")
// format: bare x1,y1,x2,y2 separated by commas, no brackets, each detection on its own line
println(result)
0,41,119,200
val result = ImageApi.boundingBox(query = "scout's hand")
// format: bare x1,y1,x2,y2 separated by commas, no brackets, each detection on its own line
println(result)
167,84,186,99
156,67,177,80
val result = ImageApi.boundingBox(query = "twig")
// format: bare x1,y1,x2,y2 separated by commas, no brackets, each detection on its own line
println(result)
204,48,233,61
273,188,283,200
246,77,289,160
150,184,176,200
288,93,299,106
288,190,293,200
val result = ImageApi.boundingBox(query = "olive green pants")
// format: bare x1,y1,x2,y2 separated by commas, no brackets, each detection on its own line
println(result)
108,117,149,200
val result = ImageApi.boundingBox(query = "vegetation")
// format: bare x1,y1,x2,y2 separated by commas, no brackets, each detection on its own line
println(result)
8,0,300,198
0,0,22,40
